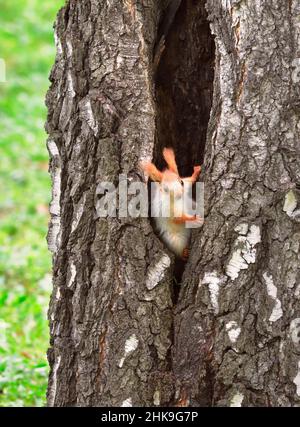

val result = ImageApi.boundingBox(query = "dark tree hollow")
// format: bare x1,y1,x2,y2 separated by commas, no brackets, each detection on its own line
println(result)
152,0,215,293
154,0,215,177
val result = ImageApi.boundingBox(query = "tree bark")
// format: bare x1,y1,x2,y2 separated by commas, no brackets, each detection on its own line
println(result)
174,0,300,407
46,0,300,407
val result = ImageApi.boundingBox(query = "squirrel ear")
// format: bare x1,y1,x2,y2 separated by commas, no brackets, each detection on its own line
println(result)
163,148,178,174
140,161,163,182
184,165,201,183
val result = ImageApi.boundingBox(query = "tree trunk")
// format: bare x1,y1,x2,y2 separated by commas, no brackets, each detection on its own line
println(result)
46,0,300,407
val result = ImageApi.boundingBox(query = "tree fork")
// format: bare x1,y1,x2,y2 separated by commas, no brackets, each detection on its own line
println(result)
46,0,300,407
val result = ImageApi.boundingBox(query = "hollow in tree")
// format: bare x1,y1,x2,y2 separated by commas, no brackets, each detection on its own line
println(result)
46,0,300,407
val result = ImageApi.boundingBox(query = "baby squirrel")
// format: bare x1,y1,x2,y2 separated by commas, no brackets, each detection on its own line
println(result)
141,148,203,260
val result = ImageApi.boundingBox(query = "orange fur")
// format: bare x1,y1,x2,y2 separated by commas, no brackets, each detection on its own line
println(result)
141,148,203,259
140,161,163,182
163,148,179,174
184,166,201,183
173,214,197,224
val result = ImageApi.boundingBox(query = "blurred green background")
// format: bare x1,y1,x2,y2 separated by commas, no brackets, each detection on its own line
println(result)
0,0,64,406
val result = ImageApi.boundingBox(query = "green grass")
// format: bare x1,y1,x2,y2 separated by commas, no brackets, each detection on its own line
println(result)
0,0,64,406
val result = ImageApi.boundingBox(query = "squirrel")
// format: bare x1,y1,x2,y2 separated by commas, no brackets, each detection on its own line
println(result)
141,148,203,260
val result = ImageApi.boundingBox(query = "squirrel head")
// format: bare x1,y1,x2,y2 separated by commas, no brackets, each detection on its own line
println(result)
140,148,201,198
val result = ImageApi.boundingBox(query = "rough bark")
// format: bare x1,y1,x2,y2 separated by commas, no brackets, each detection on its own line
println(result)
46,0,300,407
46,0,174,407
174,0,300,407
